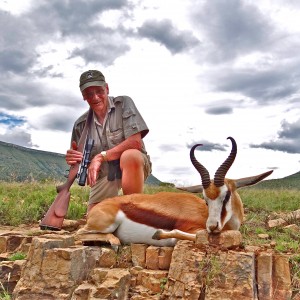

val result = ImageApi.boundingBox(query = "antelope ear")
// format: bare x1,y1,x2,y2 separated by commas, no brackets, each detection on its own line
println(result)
176,185,203,193
235,170,273,189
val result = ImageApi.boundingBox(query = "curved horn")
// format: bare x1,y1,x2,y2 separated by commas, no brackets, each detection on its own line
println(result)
214,137,237,187
190,144,211,189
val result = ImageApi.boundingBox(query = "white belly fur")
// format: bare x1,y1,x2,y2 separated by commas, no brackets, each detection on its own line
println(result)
114,211,177,247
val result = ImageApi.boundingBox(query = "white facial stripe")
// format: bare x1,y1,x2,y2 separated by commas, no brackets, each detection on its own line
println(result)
205,185,232,232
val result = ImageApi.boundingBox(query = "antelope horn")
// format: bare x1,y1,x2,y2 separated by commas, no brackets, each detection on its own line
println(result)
214,137,237,187
190,144,211,189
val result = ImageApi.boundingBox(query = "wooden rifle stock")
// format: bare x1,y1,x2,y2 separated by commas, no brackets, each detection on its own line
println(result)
40,109,93,230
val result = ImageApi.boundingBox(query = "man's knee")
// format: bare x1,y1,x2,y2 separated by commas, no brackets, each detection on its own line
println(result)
120,149,143,169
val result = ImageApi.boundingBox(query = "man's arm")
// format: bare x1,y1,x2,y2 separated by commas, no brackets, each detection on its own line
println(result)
87,133,142,186
105,133,142,161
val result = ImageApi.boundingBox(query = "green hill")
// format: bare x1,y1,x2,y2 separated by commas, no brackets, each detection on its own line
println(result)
0,140,299,188
0,141,68,181
250,170,300,190
0,140,161,185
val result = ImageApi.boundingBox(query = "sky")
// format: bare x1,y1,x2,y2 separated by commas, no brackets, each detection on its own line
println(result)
0,0,299,186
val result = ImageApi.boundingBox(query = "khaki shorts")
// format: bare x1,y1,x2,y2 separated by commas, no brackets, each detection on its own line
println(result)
88,152,152,205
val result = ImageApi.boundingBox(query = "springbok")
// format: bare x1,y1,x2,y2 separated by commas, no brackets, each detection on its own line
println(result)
77,137,273,246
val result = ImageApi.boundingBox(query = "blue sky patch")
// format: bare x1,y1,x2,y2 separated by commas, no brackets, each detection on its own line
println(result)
0,112,26,127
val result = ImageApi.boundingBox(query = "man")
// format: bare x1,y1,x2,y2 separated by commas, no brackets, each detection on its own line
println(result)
65,70,152,212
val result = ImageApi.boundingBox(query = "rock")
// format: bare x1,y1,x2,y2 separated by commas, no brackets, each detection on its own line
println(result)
135,269,168,294
258,233,270,239
257,252,273,299
162,240,205,299
284,224,300,232
13,235,98,299
0,259,25,294
205,251,256,300
78,268,131,299
146,246,159,270
145,246,173,270
98,247,117,268
131,243,147,268
158,247,173,270
61,219,82,232
273,254,292,300
0,233,32,254
195,230,243,249
0,225,293,299
268,218,287,228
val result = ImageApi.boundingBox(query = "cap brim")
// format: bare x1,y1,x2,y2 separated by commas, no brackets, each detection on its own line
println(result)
80,81,106,92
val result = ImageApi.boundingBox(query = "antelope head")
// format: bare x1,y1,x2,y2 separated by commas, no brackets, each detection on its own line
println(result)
189,136,273,233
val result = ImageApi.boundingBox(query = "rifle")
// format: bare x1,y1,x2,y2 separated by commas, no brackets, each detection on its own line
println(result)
77,137,94,186
40,108,94,231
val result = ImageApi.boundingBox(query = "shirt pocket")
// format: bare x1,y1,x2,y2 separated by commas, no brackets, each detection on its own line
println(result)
123,108,138,131
107,110,124,147
107,128,124,147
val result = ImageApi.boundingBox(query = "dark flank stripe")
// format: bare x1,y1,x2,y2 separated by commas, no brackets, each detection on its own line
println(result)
120,202,178,230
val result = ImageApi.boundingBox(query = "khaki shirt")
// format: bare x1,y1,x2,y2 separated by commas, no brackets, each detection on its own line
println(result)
71,95,151,179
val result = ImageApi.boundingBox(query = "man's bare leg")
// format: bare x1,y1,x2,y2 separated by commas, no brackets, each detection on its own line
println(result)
120,149,144,194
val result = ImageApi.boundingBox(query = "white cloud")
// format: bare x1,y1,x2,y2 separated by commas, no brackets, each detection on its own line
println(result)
0,0,300,185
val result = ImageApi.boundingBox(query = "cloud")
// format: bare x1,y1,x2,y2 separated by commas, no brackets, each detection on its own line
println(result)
0,113,35,148
187,140,228,152
158,143,182,152
37,110,78,132
27,0,129,36
0,129,35,148
137,19,199,54
250,118,300,153
209,67,299,103
0,0,132,77
70,36,131,66
191,0,275,62
205,105,233,115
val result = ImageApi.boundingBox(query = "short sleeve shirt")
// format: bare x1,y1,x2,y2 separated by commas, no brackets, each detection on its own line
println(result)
71,96,150,179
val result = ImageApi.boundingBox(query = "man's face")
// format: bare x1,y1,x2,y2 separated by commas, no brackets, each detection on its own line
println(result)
82,85,109,113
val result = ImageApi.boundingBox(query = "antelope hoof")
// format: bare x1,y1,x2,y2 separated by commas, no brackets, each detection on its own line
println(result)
152,229,163,240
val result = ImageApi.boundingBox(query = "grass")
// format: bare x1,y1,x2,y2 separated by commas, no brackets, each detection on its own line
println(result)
0,279,10,300
0,181,300,254
0,181,300,296
0,181,181,226
0,181,90,226
7,252,26,261
240,188,300,211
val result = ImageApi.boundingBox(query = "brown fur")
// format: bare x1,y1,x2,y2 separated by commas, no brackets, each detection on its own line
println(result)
86,192,208,233
205,184,220,200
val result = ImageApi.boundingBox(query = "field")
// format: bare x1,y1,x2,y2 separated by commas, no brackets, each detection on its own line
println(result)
0,181,300,254
0,181,300,297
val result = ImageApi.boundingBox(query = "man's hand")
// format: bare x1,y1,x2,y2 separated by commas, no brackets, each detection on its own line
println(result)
65,141,83,166
87,154,104,187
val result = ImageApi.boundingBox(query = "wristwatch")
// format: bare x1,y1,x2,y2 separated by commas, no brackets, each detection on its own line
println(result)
100,151,107,161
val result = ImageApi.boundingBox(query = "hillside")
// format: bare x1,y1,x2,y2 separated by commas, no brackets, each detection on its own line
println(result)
247,170,300,190
0,141,161,185
0,140,299,188
0,141,68,181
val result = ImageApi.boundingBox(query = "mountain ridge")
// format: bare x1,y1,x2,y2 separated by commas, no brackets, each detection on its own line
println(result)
0,140,161,185
0,140,299,188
